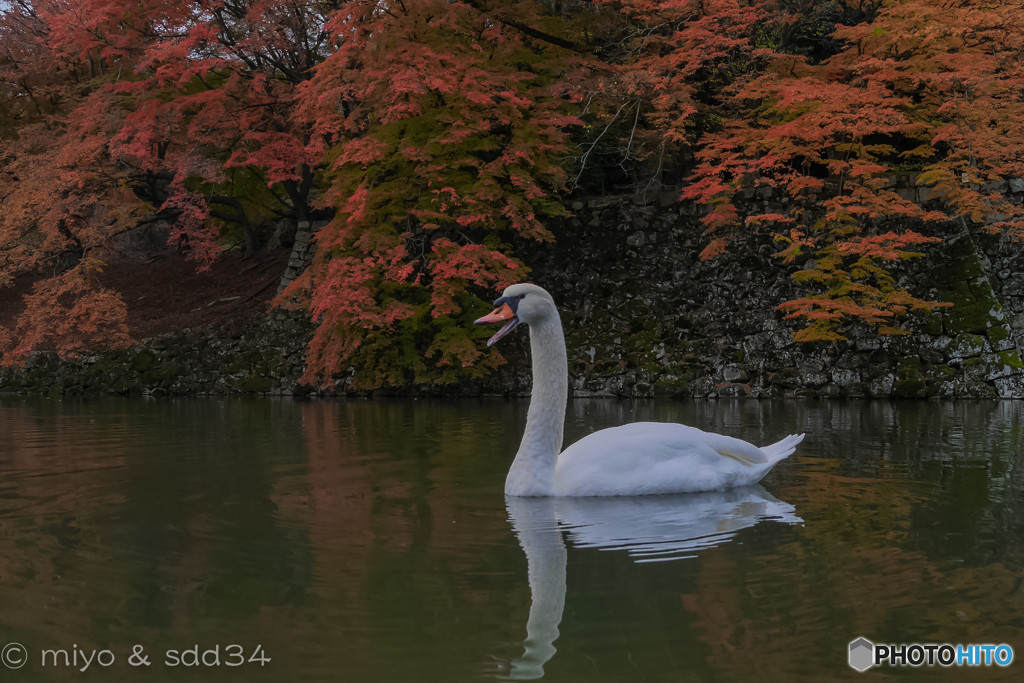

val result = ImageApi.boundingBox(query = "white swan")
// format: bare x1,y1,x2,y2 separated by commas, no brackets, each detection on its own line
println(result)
475,283,804,497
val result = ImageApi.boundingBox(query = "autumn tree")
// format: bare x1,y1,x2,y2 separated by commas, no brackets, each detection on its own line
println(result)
585,0,1024,342
288,0,582,388
41,0,343,259
1,0,341,362
0,0,144,363
4,0,1024,383
681,0,1024,341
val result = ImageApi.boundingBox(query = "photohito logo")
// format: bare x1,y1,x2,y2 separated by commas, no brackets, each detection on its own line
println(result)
849,638,874,672
849,637,1014,671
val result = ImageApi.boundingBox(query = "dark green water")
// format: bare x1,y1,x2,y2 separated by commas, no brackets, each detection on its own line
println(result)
0,397,1022,682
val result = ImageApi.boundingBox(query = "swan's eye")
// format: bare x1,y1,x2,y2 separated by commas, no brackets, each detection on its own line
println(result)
518,294,526,300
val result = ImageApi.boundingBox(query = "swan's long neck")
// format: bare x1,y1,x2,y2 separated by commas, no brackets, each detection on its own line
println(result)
505,311,568,497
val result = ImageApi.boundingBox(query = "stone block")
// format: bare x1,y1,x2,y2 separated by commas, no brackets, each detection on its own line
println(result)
718,383,753,397
893,379,927,398
995,375,1024,398
836,351,867,369
819,384,842,398
954,381,997,399
856,337,881,351
690,377,716,397
722,365,750,382
947,333,989,359
831,368,861,387
801,372,829,387
868,373,894,398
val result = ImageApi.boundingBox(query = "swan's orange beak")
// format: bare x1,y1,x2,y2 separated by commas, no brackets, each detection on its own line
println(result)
475,302,514,324
475,302,519,347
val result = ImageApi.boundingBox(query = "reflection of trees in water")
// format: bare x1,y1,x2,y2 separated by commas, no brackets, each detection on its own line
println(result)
0,397,309,651
683,465,1024,682
1,396,1022,682
569,398,1024,564
276,399,539,682
563,399,1024,681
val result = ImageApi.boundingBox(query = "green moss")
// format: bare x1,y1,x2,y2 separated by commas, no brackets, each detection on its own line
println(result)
242,377,274,393
922,365,955,380
653,379,690,397
921,312,943,336
893,379,927,398
131,351,156,372
930,247,1004,334
998,350,1024,371
896,357,920,381
988,325,1011,343
948,333,987,358
961,382,997,399
944,300,997,334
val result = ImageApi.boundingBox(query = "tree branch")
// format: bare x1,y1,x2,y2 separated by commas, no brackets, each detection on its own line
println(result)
462,1,576,50
503,19,575,50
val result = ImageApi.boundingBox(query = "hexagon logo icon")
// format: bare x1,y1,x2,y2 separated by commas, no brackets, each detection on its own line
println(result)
849,638,874,672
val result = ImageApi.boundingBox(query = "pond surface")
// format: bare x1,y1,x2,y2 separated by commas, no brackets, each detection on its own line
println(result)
1,397,1022,682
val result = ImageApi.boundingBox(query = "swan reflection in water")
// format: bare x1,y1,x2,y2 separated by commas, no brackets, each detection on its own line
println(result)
500,487,802,680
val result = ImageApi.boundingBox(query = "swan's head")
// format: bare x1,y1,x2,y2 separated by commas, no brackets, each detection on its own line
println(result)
473,283,557,346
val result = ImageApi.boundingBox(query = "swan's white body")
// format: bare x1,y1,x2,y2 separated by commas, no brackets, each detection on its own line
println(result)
555,424,804,496
477,284,804,497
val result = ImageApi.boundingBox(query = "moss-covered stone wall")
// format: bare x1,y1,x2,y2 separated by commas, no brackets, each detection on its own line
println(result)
0,311,314,397
469,194,1024,400
4,190,1024,400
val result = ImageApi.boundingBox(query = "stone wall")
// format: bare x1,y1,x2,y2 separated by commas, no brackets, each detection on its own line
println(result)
0,311,315,397
4,185,1024,399
277,220,329,294
463,189,1024,400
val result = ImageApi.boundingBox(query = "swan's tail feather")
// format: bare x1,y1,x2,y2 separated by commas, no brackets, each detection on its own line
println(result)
761,433,804,463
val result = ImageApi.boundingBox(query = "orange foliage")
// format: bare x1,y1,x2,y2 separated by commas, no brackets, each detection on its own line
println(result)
286,0,580,387
0,117,144,361
5,0,1024,380
608,0,1024,340
0,260,130,363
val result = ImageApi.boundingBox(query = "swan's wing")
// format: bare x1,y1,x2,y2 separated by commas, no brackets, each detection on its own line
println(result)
568,422,768,465
691,428,769,465
556,423,787,496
